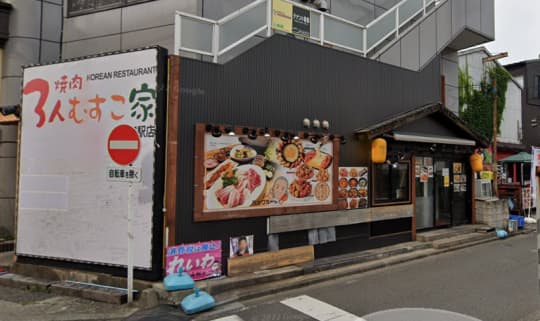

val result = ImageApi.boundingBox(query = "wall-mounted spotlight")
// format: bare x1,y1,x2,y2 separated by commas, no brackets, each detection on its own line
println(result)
262,127,270,137
205,124,213,132
281,132,290,142
303,118,311,128
303,132,310,139
310,135,319,144
242,127,249,135
430,144,437,152
225,126,235,136
292,132,300,140
248,129,257,140
212,126,222,138
321,120,329,130
312,119,320,128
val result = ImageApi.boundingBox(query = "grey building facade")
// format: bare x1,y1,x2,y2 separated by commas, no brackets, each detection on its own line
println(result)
506,60,540,150
0,0,63,239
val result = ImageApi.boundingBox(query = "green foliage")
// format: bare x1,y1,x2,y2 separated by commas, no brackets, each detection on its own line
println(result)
458,64,512,141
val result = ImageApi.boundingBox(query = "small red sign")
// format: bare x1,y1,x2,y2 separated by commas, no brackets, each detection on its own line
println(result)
107,125,140,166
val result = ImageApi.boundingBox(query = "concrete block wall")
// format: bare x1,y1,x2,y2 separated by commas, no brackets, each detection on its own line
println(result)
475,198,508,229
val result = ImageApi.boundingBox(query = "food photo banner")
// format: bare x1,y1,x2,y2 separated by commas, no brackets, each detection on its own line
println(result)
194,124,339,221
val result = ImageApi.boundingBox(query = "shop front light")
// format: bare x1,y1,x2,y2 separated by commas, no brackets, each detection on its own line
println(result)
248,129,257,140
225,127,235,136
212,126,222,138
263,127,271,137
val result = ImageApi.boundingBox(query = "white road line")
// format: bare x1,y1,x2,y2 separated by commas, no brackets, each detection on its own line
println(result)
281,295,366,321
208,315,244,321
109,140,139,149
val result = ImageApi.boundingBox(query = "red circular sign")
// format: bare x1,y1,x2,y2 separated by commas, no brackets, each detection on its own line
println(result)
107,125,141,166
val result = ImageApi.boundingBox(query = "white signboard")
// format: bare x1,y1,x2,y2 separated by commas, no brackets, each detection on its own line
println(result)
532,147,540,202
17,48,162,269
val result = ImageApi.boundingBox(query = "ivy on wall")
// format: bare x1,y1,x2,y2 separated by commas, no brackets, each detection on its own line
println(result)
458,64,512,141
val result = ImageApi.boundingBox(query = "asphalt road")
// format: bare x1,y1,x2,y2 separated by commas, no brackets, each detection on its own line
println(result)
194,233,540,321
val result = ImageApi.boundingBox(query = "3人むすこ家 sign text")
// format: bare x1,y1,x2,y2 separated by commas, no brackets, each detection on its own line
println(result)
17,48,162,269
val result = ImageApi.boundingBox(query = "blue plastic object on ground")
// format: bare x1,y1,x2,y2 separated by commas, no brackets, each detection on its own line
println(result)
163,267,195,291
496,229,508,239
181,288,216,315
508,214,525,228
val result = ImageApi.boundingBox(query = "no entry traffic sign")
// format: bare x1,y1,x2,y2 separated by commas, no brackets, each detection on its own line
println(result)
107,124,141,166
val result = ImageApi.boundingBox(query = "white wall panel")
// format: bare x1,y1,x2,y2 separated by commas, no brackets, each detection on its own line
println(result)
62,35,121,59
451,0,466,35
466,0,481,32
42,2,63,42
6,0,41,38
380,41,401,66
419,14,436,68
400,28,420,71
3,38,40,76
122,25,174,52
63,9,121,42
122,0,198,32
436,1,452,49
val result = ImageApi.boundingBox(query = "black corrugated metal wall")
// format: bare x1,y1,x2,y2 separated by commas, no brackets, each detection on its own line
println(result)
176,35,441,257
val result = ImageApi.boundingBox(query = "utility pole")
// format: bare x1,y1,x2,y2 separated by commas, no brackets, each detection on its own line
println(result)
482,52,508,198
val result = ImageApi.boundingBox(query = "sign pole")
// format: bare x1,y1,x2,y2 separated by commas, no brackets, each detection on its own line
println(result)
127,182,134,303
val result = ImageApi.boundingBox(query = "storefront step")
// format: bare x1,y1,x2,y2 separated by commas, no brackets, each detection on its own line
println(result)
301,241,432,274
416,224,488,242
431,232,495,249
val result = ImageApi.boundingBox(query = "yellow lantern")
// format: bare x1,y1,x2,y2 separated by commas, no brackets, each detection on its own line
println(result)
371,138,387,163
470,153,483,172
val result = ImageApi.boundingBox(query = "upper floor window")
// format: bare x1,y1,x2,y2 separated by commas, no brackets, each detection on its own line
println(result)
68,0,152,16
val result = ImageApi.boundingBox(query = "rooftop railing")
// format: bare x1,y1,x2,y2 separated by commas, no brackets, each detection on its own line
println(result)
174,0,441,63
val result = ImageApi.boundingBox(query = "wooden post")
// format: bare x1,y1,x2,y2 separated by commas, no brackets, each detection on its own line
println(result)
165,56,180,250
492,77,498,197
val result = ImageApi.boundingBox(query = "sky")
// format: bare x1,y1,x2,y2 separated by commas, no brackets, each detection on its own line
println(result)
484,0,540,65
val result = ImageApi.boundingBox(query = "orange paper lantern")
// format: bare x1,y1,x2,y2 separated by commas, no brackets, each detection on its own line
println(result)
371,138,387,164
470,153,483,172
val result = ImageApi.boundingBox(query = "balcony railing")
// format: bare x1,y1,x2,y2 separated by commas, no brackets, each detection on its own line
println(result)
174,0,442,63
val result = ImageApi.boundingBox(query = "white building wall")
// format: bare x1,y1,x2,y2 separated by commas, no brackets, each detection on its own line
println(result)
458,48,523,145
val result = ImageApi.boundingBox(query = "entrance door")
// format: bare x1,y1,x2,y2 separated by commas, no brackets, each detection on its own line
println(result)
434,160,452,227
415,157,434,229
451,161,468,225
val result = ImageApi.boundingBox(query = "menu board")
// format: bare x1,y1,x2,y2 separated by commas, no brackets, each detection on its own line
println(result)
338,167,368,209
194,125,338,221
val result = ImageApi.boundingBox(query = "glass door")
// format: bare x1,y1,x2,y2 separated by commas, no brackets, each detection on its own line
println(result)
434,160,452,227
415,157,434,229
451,162,469,225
